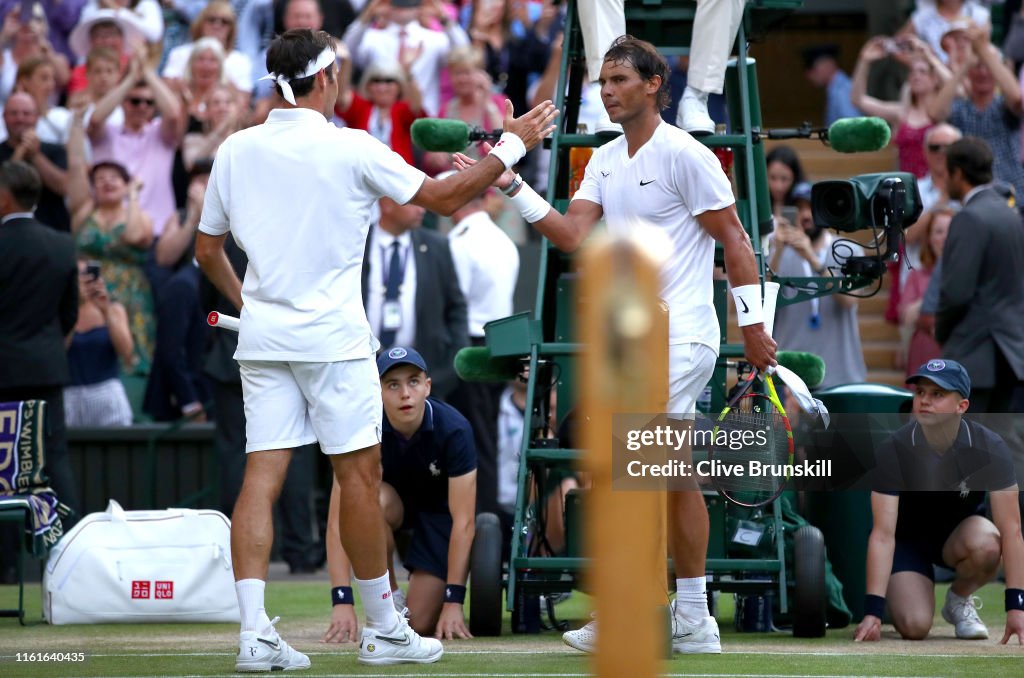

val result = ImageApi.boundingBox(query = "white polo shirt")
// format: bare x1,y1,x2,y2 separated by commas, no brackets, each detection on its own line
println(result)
572,120,735,352
447,210,519,337
199,107,426,362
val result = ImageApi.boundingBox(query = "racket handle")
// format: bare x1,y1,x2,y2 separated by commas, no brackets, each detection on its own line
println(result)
762,281,780,339
207,311,240,332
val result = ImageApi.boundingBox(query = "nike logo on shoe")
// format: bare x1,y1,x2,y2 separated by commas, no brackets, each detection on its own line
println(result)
640,179,656,186
374,633,411,646
257,637,280,651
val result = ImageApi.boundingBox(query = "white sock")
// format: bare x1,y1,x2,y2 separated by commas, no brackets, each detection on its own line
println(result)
235,579,271,633
675,576,709,620
684,85,709,103
355,571,401,633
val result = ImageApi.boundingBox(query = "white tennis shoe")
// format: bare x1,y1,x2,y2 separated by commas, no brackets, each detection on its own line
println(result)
677,88,715,136
563,609,722,655
358,614,444,665
941,593,989,640
235,616,310,672
562,615,597,653
671,613,722,654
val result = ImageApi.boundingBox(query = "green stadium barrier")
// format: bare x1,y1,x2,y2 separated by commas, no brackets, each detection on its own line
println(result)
67,423,218,514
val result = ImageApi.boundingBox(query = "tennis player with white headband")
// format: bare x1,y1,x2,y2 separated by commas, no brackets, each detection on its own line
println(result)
259,44,336,106
195,28,557,671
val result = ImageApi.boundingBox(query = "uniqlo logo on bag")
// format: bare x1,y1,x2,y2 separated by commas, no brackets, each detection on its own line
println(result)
155,581,174,599
131,581,151,599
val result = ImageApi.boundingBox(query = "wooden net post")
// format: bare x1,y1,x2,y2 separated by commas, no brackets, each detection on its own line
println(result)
579,236,669,677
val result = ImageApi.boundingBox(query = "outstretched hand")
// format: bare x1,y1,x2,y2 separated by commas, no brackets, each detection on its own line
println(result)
502,99,558,152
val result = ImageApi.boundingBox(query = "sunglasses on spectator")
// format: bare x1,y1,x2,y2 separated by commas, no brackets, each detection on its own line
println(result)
370,78,399,85
927,143,950,153
205,16,233,26
127,97,156,106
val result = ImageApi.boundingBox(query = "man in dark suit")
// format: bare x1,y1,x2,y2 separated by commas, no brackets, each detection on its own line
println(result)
362,198,468,399
201,236,321,574
0,160,79,520
937,136,1024,414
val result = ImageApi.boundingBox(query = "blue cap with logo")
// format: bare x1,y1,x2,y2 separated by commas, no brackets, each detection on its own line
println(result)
906,359,971,398
377,346,428,378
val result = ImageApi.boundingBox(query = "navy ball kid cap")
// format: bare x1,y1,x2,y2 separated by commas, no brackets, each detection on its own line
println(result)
906,359,971,399
377,346,428,378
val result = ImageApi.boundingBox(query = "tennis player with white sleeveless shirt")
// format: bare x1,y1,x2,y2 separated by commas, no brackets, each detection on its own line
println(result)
194,28,557,671
456,34,776,655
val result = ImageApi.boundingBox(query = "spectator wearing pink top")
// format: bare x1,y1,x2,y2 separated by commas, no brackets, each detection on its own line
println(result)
851,35,949,178
86,47,181,240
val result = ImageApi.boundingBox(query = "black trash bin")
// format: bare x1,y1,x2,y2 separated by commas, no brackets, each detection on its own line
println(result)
802,383,911,620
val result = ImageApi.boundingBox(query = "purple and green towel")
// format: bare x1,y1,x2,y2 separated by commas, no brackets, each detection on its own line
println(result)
0,400,70,553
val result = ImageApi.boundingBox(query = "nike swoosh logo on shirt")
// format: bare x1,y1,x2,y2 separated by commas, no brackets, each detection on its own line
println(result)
640,179,656,186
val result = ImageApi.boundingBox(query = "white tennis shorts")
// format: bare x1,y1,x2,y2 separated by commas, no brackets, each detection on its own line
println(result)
668,342,717,419
238,358,383,454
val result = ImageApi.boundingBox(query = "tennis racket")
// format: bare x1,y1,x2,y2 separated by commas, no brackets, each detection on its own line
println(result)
709,365,794,508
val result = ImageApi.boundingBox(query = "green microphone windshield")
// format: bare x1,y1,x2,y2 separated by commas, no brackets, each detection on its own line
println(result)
827,117,891,154
454,346,522,383
411,118,471,153
777,350,826,390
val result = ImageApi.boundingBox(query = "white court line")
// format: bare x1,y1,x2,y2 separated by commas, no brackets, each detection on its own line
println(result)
37,650,1013,659
45,675,936,678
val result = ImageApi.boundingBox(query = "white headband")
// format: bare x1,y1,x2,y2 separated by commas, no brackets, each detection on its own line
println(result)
259,46,335,106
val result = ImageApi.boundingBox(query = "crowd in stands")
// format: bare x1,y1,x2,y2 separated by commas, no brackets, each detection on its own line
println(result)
5,0,1024,570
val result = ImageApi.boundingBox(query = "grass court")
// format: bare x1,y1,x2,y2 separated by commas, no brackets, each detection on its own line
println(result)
1,580,1021,677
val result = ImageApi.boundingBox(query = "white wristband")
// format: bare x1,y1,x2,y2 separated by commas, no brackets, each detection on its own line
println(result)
509,180,551,223
488,132,527,170
731,284,765,327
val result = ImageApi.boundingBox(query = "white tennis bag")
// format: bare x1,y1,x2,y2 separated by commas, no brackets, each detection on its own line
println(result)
43,500,240,624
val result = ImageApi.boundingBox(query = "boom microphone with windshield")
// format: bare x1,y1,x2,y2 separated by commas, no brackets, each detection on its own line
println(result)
762,116,891,153
410,118,504,153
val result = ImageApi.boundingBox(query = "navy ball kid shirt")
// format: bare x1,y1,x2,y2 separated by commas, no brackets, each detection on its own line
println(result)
381,397,477,515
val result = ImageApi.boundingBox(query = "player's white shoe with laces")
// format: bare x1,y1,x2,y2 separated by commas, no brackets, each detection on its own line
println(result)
563,608,721,655
562,615,597,653
941,593,989,639
671,612,722,654
358,612,444,665
235,616,311,672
